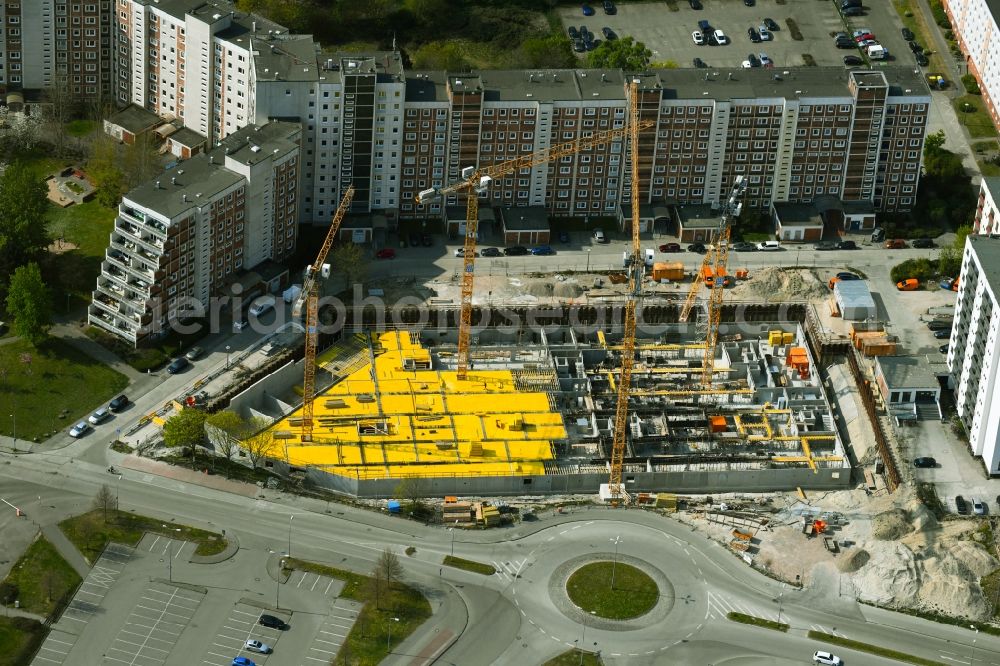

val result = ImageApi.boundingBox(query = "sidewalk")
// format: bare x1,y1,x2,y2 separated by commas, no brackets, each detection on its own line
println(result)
39,523,92,576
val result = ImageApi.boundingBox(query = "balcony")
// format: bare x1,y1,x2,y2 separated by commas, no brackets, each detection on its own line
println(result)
88,308,138,343
115,221,163,254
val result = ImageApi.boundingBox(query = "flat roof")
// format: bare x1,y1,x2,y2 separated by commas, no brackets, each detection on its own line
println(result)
405,71,449,103
621,203,667,220
107,105,162,134
169,127,207,148
842,200,875,215
499,206,549,232
774,202,823,227
968,235,1000,299
676,204,721,229
877,355,943,390
218,120,300,167
251,34,320,83
834,279,876,309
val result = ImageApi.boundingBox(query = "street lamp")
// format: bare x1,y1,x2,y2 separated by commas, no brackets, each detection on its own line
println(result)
971,625,979,666
386,616,399,652
586,248,592,273
609,535,622,590
577,610,597,666
777,583,786,623
288,515,294,558
9,413,15,452
116,474,122,511
449,520,458,557
225,345,231,369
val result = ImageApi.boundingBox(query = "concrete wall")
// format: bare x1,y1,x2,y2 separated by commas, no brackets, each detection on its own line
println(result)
302,465,851,499
228,358,304,417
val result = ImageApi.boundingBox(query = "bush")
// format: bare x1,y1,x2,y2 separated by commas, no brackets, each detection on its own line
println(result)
962,74,982,95
802,54,817,66
786,18,803,40
890,257,936,284
931,0,951,28
945,30,955,41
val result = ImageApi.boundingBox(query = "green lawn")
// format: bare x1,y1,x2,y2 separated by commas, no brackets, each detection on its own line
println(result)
565,562,659,620
1,536,81,617
44,199,117,312
282,558,432,665
892,0,949,74
0,337,128,442
65,120,97,138
543,650,604,666
954,95,998,138
59,509,228,564
727,611,789,632
443,555,496,575
0,616,48,666
808,630,946,666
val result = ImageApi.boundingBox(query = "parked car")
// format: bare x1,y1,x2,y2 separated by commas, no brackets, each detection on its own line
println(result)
885,238,906,249
748,27,761,43
568,26,579,39
813,651,843,666
603,0,616,14
756,240,781,251
232,658,256,666
731,242,757,252
167,357,190,374
914,457,937,468
693,57,707,68
689,0,703,8
531,245,556,256
692,31,705,45
258,614,287,629
713,29,727,44
244,639,272,654
939,344,949,353
89,407,111,425
658,242,682,252
481,247,502,257
916,53,929,66
108,394,129,412
602,27,617,40
836,272,861,281
763,17,779,31
69,421,91,438
927,320,953,331
504,246,529,256
744,53,761,68
844,6,865,15
896,278,920,291
854,33,875,43
582,4,595,16
934,329,952,339
852,29,874,38
814,241,837,251
956,495,969,514
185,346,204,361
593,228,608,243
901,27,915,41
453,248,477,257
688,242,707,253
973,498,986,515
836,38,856,49
909,40,924,54
573,39,586,52
758,52,772,67
844,55,863,66
420,234,433,247
837,240,857,250
912,237,934,248
759,27,771,41
743,0,755,5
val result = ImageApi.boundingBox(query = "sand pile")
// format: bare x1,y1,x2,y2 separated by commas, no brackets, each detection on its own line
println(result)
837,548,870,573
916,542,997,619
554,282,584,298
872,509,913,540
852,540,921,606
729,267,829,301
525,281,554,297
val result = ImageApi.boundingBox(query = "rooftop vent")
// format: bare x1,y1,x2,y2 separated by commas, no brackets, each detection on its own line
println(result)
250,145,261,153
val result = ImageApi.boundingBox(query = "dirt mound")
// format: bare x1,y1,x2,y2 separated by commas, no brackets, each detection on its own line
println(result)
853,541,920,606
525,281,554,297
837,549,870,573
553,282,584,298
872,508,913,540
729,267,829,301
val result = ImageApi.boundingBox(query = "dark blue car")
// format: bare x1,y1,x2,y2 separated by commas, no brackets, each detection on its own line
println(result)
531,245,556,256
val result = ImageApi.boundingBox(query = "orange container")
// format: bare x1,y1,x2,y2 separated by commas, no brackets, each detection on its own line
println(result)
709,415,728,433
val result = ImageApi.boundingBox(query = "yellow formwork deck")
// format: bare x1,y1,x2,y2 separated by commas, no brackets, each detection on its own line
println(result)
265,331,565,480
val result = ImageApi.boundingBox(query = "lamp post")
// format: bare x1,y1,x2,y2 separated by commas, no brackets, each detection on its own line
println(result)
609,535,622,590
777,583,785,623
387,616,399,652
116,474,122,511
586,248,592,273
288,515,294,558
10,413,15,452
449,520,458,557
971,625,979,666
577,610,597,666
225,345,231,369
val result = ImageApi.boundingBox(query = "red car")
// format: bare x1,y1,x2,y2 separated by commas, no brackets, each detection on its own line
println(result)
658,242,682,253
375,248,396,259
854,33,875,42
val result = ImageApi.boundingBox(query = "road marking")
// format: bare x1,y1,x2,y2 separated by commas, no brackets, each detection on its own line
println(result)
571,525,581,530
586,521,594,525
547,536,555,542
559,530,568,535
939,657,971,665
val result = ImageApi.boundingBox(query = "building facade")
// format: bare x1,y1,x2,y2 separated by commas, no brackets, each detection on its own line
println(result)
88,120,301,345
974,176,1000,235
943,0,1000,132
949,235,1000,474
0,0,112,102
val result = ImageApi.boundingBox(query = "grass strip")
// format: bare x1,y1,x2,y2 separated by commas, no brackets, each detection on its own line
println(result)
0,616,48,666
808,630,946,666
443,556,497,576
59,509,228,563
282,558,431,665
565,562,659,620
726,611,789,632
542,649,604,666
0,536,81,617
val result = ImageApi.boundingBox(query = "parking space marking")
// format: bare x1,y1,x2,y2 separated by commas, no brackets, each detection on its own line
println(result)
201,603,287,666
107,582,204,666
299,599,360,664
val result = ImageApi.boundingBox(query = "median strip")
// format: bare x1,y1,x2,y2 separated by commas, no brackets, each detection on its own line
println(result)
726,611,789,632
808,630,946,666
443,556,496,575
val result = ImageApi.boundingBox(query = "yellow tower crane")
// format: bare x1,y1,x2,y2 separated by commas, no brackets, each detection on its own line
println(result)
676,177,747,386
607,79,644,506
292,186,355,442
416,113,654,381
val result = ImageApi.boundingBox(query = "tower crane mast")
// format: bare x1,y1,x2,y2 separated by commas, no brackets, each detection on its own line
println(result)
293,186,356,442
417,118,653,380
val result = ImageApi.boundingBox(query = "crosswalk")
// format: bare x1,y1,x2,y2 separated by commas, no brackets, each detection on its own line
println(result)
492,558,527,582
707,591,846,637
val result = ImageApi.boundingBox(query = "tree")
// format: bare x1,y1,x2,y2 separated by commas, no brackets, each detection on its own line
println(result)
93,484,117,522
241,415,275,469
370,548,404,609
0,108,43,154
122,133,161,189
88,134,126,207
586,36,652,71
954,224,973,251
331,243,368,288
939,247,962,277
517,35,575,68
924,129,946,153
206,410,246,474
411,41,469,70
5,263,52,346
0,163,50,288
162,408,208,450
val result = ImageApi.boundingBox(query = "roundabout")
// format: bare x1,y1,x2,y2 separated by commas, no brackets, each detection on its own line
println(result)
565,560,659,620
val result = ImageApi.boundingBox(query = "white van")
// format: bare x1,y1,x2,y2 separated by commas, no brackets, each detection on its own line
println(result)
249,295,276,317
756,240,782,251
867,44,887,60
644,248,655,267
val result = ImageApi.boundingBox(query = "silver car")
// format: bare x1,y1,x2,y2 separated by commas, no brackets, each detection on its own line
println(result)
244,639,272,654
88,407,111,425
69,421,91,438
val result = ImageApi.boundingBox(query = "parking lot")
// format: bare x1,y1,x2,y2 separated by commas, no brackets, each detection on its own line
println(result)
560,0,925,71
105,582,204,666
202,604,287,666
302,600,361,665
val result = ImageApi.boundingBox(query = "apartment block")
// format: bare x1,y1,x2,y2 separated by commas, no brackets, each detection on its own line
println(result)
974,176,1000,234
88,120,301,345
0,0,111,101
944,0,1000,131
949,235,1000,474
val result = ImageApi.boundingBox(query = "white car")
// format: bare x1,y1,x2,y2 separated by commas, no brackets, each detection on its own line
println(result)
69,421,91,438
813,651,843,666
741,60,752,69
756,240,781,251
244,639,272,654
758,52,772,67
692,30,704,45
852,28,873,38
593,228,607,243
713,29,727,44
973,497,986,515
88,407,111,425
759,26,772,40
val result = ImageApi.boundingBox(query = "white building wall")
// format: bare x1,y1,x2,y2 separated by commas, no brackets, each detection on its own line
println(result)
20,0,54,90
975,178,1000,234
184,11,229,142
371,79,405,212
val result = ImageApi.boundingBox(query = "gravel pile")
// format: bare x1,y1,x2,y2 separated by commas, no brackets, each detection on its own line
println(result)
729,267,830,301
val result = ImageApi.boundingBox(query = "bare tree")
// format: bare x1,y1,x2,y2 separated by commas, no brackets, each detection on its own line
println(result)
369,548,404,610
123,132,161,188
241,416,275,469
93,484,117,522
206,410,245,476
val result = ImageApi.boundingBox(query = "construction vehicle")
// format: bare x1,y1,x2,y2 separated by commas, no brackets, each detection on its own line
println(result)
679,177,747,386
291,186,356,442
416,111,654,381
